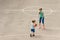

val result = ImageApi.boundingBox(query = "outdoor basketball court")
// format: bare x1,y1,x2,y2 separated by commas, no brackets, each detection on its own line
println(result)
0,0,60,40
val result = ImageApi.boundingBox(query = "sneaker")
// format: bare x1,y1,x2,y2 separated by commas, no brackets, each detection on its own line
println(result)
33,34,35,36
30,34,33,37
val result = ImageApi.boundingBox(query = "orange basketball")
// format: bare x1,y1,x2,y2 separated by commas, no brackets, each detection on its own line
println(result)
34,24,37,27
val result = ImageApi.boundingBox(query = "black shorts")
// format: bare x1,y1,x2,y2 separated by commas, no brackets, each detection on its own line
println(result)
31,29,35,32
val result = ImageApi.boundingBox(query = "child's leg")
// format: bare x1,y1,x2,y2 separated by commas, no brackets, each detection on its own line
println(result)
39,17,42,28
33,29,35,36
43,24,45,29
42,17,45,29
30,33,33,37
30,29,33,37
33,32,35,36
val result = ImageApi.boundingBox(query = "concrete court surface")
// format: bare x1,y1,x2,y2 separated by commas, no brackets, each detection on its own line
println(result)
0,0,60,40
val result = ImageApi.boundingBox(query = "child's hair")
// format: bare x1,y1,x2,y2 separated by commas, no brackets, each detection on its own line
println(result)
39,8,42,11
32,20,36,23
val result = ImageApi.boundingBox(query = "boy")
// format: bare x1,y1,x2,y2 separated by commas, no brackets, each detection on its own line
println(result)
39,8,45,29
30,20,37,37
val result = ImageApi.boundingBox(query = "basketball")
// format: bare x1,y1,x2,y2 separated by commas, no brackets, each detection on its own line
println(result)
34,24,37,27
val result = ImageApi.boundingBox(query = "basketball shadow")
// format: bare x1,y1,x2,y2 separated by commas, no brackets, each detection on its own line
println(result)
44,28,57,33
45,28,54,31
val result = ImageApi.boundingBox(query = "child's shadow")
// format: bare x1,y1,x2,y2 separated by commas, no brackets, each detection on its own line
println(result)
34,35,42,38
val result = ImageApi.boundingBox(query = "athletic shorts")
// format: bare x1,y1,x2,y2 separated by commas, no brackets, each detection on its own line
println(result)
39,17,44,24
31,29,35,32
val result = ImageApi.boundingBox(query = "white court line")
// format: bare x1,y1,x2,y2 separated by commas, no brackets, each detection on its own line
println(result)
1,7,55,19
22,6,54,19
22,6,54,15
1,8,59,17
